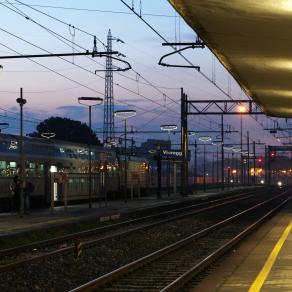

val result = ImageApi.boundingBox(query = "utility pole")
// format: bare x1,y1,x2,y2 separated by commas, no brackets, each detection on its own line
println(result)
267,146,271,185
157,144,162,199
194,140,197,192
131,137,134,155
180,88,188,196
212,152,215,185
203,143,206,192
16,88,26,216
221,114,225,190
247,131,250,185
253,141,256,185
216,145,219,185
240,113,243,186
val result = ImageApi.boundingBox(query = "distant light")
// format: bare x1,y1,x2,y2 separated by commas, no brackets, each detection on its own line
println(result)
41,132,55,139
199,136,212,142
160,124,177,131
230,179,234,183
9,140,18,150
148,149,156,154
50,165,57,173
260,180,265,184
277,181,283,187
238,105,247,113
232,148,241,153
224,146,234,151
212,141,223,146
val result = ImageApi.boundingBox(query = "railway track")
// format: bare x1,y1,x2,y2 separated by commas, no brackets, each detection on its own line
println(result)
69,189,291,292
0,190,257,268
1,189,256,257
0,188,287,291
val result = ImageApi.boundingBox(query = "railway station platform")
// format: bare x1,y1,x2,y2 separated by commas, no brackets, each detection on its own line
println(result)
192,196,292,292
0,187,253,237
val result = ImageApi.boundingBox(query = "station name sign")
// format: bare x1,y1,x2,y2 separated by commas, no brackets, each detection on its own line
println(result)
160,149,184,161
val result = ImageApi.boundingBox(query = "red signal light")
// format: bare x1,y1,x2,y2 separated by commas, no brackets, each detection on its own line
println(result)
270,151,276,158
257,157,263,164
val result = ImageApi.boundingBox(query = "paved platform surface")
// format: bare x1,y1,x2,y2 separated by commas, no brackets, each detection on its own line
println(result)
0,188,236,237
190,195,292,291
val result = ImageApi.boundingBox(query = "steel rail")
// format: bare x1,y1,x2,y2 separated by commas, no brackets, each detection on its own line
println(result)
69,189,291,292
0,191,258,272
161,196,291,291
0,190,256,257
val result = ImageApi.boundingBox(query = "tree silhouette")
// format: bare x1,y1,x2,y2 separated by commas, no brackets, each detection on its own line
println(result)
30,116,101,145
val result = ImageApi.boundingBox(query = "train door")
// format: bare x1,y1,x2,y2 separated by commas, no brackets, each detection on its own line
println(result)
49,165,60,202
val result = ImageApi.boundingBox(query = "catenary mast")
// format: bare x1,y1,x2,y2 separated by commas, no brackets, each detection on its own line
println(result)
103,29,115,143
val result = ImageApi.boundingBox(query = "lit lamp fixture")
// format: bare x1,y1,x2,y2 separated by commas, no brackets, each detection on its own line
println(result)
211,141,222,146
114,109,137,119
232,148,241,153
148,149,156,154
238,105,247,113
78,96,103,208
114,109,137,203
188,131,196,137
223,145,234,151
41,132,56,139
160,124,178,132
198,136,212,143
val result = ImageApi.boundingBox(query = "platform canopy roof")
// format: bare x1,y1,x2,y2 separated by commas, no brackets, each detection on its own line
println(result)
169,0,292,117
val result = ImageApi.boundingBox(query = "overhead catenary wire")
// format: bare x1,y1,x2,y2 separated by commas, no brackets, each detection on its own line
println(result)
0,4,181,117
0,28,179,119
1,0,256,141
5,0,181,107
4,1,177,18
13,0,180,106
119,0,285,144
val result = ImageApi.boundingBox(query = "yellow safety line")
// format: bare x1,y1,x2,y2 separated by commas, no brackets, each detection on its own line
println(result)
248,220,292,292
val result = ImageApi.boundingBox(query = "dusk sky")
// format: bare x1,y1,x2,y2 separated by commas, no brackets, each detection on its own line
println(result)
0,0,289,155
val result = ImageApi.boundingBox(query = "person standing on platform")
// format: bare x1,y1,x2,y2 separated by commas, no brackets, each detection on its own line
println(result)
23,180,34,215
10,174,21,213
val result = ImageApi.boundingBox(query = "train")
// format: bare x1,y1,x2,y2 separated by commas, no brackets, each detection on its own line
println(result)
0,134,149,212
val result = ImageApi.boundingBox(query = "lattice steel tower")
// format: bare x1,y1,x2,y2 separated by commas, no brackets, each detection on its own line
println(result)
103,29,114,143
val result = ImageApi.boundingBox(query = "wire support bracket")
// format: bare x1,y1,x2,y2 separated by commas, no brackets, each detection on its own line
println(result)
158,39,205,70
95,55,131,72
187,99,265,115
0,51,119,59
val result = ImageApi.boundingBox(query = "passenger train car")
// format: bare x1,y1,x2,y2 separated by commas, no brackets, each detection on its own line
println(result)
0,134,149,211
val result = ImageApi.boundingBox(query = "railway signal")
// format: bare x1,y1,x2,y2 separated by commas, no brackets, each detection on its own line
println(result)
270,151,276,160
257,157,263,165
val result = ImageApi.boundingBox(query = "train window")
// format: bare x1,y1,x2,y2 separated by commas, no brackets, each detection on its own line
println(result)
0,161,6,169
29,162,36,169
0,161,6,176
10,162,17,168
